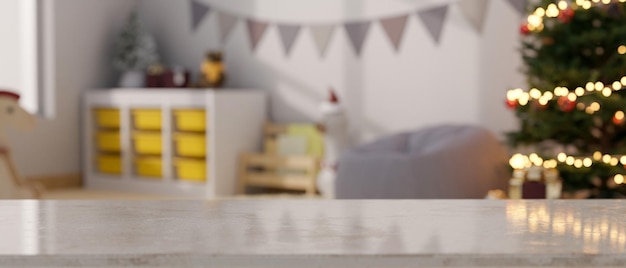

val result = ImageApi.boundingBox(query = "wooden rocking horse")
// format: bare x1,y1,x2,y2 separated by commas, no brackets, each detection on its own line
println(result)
0,91,41,199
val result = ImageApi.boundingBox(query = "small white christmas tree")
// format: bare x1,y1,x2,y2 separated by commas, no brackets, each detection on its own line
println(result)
113,10,158,73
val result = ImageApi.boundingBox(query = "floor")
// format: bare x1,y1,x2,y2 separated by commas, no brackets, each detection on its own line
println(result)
41,188,182,200
41,188,319,200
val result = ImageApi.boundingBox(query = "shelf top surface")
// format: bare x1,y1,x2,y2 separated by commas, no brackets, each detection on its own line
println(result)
3,200,626,266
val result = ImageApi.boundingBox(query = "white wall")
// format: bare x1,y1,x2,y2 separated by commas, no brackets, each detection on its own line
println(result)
0,0,23,93
139,0,524,143
8,0,139,177
479,0,523,137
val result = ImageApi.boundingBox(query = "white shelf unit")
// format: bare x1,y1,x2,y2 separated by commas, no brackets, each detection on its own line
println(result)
82,88,267,198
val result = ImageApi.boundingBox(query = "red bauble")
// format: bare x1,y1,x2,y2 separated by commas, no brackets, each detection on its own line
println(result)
557,96,576,112
558,8,575,23
506,99,517,109
613,116,624,125
520,24,531,35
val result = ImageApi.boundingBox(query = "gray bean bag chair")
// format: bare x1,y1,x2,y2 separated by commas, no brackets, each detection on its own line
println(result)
335,125,509,199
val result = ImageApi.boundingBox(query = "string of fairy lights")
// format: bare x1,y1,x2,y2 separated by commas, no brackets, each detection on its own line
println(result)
525,0,626,33
506,76,626,118
509,152,626,184
507,77,626,104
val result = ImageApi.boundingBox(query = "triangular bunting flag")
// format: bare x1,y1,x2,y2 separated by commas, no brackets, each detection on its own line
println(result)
190,0,210,31
218,11,238,43
506,0,527,15
458,0,490,33
310,25,335,57
246,19,269,51
344,21,371,56
277,24,301,55
380,15,409,51
417,5,449,44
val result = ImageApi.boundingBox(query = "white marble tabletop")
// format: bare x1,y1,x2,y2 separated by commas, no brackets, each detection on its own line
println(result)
1,200,626,267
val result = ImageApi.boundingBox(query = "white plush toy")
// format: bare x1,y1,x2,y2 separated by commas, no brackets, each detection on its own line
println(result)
317,89,351,198
0,91,40,199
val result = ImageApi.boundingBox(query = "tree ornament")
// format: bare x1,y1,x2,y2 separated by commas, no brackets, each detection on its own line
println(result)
557,96,575,112
543,37,555,46
613,111,625,125
520,24,531,35
506,99,517,109
558,8,574,23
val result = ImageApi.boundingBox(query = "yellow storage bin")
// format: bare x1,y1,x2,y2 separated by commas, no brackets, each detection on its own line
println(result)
132,109,162,130
174,133,206,157
174,109,206,132
97,155,121,175
96,131,120,152
175,158,207,182
135,157,162,178
133,132,162,155
94,108,120,129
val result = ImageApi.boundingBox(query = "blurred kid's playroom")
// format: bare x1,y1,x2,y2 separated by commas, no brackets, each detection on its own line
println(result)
4,0,626,201
8,1,626,267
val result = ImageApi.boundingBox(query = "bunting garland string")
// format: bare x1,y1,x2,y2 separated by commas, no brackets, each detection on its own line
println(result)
188,0,527,55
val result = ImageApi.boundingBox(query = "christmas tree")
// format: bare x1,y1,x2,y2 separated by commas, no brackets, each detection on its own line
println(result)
113,10,159,72
506,0,626,198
